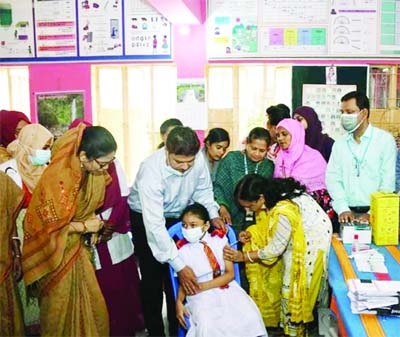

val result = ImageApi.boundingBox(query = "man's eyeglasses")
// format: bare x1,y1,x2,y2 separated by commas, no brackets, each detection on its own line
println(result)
93,157,115,168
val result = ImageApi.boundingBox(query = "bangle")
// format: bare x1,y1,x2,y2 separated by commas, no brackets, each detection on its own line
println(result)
12,236,21,242
246,251,254,263
81,221,89,233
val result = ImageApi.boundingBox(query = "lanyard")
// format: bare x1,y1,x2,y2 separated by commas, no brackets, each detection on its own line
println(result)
346,129,373,177
243,152,260,175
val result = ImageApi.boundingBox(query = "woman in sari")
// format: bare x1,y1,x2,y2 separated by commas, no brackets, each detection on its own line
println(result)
0,109,30,164
22,123,117,337
0,171,24,337
0,123,54,335
224,174,332,337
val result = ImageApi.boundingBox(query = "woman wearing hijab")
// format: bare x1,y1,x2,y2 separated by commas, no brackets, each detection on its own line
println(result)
293,106,334,162
274,119,334,219
0,109,30,163
0,123,53,335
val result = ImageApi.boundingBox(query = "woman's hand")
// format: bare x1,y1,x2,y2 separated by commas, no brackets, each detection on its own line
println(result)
84,216,104,233
223,245,244,262
219,205,232,224
238,230,251,243
176,300,190,329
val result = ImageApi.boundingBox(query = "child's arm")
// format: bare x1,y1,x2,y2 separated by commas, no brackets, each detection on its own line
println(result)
198,256,234,291
176,285,190,329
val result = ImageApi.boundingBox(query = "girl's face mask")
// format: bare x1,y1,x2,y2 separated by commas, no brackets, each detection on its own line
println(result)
29,149,51,166
182,226,206,243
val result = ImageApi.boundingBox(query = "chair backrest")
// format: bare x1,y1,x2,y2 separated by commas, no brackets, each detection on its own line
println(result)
168,221,241,299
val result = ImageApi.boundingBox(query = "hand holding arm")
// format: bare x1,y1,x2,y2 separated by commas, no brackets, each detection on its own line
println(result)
219,205,232,224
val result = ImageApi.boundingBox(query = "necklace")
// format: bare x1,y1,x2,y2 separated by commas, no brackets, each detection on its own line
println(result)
243,153,261,175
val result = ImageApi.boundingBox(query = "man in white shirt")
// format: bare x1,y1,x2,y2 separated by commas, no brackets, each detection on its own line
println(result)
128,126,223,337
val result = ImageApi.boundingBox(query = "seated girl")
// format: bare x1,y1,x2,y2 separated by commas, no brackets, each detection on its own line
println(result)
175,203,267,337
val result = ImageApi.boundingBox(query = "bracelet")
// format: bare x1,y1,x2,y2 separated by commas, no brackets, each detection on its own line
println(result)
12,236,21,242
246,251,254,263
81,221,89,234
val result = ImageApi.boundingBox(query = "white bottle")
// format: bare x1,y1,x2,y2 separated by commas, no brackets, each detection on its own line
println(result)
351,233,359,253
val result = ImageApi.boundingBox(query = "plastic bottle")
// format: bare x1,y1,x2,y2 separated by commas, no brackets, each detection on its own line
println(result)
351,233,359,253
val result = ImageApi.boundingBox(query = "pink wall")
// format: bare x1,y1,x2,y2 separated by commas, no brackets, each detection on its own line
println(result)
29,63,92,122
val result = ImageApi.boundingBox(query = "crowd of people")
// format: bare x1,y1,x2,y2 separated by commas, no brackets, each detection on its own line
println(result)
0,90,399,337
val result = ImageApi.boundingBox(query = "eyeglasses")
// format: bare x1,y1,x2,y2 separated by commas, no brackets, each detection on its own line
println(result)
93,157,115,168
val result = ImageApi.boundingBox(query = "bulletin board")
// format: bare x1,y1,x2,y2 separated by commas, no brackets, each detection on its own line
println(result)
292,65,368,139
207,0,400,59
0,0,172,62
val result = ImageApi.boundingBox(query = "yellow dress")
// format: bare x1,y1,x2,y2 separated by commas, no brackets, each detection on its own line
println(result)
243,210,283,327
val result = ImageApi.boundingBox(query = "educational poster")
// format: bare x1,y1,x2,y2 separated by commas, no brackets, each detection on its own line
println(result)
34,0,77,57
0,0,35,58
207,0,258,56
78,0,123,56
176,80,207,130
36,91,84,137
329,0,378,55
380,0,400,55
207,0,393,58
259,0,328,56
302,84,356,140
124,0,171,56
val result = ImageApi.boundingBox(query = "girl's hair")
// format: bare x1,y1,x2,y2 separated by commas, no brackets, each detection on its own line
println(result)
78,126,117,159
204,128,230,146
180,202,210,222
166,126,200,156
246,127,271,146
160,118,183,135
266,104,291,126
234,174,306,209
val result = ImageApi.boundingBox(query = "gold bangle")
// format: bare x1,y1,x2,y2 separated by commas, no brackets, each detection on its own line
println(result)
81,221,89,233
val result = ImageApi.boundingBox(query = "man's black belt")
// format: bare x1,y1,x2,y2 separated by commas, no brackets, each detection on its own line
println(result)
349,206,370,214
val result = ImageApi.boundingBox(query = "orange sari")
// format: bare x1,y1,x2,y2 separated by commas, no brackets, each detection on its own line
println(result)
0,172,24,336
22,124,109,337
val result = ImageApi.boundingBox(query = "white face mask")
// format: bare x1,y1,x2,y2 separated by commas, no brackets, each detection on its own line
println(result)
182,226,205,243
29,149,51,166
341,112,363,133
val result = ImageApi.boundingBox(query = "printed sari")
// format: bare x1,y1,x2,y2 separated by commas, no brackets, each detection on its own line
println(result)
22,124,109,337
0,172,24,336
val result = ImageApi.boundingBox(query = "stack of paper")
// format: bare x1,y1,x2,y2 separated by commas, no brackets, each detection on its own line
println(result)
347,279,400,316
351,249,388,273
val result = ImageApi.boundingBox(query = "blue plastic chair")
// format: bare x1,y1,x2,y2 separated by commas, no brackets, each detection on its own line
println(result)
168,222,241,336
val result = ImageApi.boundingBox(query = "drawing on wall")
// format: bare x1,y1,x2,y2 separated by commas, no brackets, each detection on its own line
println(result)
36,91,84,137
176,80,207,130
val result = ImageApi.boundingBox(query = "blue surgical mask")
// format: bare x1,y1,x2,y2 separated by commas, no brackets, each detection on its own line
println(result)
341,113,362,133
182,227,205,243
29,149,51,166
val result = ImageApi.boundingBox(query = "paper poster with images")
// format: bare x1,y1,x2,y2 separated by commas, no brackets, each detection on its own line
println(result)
124,0,171,56
176,80,207,130
302,84,356,140
34,0,78,57
0,0,35,58
78,0,123,56
36,91,84,137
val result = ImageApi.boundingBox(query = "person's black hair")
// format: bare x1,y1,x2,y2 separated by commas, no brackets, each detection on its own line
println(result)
246,127,271,146
266,104,291,126
166,126,200,156
180,202,210,223
234,174,306,209
204,127,230,146
341,91,370,117
78,126,117,159
160,118,183,135
157,118,183,148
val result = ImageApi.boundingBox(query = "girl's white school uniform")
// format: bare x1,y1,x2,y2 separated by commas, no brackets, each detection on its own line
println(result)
178,232,268,337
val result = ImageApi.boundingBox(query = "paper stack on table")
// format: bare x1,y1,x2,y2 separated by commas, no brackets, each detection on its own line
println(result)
351,249,388,273
347,279,400,316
